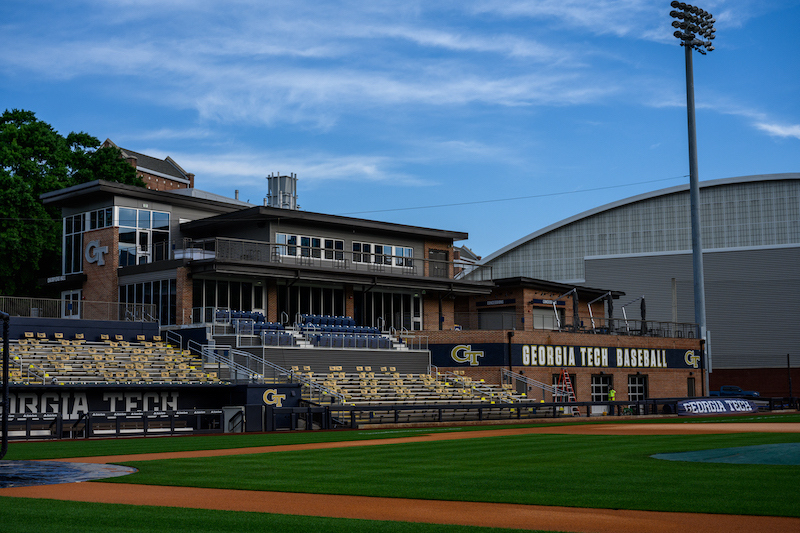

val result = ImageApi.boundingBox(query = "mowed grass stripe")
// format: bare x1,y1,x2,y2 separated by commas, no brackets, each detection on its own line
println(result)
0,497,541,533
110,433,800,517
9,413,800,461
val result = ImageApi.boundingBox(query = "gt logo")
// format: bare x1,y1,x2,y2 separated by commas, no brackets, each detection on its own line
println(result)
263,389,286,407
85,240,109,266
451,344,485,366
684,350,700,369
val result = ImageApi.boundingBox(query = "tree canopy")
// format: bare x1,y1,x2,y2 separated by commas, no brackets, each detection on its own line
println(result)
0,109,144,296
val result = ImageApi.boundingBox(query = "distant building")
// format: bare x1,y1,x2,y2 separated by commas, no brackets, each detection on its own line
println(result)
102,139,195,191
477,173,800,395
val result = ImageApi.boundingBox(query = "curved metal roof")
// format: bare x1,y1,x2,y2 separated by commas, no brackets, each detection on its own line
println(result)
479,173,800,265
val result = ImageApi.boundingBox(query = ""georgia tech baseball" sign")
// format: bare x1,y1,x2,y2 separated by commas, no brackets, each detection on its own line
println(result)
430,343,701,370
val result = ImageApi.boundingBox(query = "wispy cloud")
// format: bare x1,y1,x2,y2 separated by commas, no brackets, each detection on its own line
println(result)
162,150,429,188
755,122,800,140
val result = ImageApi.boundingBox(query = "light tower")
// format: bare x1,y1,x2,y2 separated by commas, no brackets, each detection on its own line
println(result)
670,2,716,394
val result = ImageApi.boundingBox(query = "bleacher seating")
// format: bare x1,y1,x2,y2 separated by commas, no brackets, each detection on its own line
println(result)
210,310,403,351
0,332,223,386
289,365,527,406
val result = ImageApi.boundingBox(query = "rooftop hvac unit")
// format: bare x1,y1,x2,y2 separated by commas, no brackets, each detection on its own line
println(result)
265,173,298,210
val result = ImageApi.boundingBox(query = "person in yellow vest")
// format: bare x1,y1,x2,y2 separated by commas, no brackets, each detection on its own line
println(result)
609,388,616,401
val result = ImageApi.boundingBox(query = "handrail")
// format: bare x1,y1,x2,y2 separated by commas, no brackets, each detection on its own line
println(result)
228,410,244,432
501,368,563,400
435,369,512,401
199,344,255,382
166,329,183,350
207,344,346,403
286,368,347,405
69,412,88,439
26,363,46,384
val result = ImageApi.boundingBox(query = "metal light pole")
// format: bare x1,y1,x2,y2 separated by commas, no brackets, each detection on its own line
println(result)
670,2,715,394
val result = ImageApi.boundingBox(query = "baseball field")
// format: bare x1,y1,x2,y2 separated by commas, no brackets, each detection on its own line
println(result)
1,413,799,533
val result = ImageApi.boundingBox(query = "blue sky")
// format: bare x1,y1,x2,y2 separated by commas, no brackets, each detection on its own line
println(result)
2,0,798,257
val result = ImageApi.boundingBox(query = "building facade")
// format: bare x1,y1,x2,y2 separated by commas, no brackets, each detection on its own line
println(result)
41,179,493,332
39,175,704,403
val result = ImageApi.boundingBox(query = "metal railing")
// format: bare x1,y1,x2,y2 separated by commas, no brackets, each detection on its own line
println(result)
0,296,157,322
452,311,698,339
177,237,495,281
501,368,570,402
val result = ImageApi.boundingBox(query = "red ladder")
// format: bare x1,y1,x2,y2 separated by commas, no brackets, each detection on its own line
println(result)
558,368,580,416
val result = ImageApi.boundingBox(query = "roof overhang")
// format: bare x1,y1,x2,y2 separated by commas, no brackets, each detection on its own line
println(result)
180,206,469,242
491,276,624,300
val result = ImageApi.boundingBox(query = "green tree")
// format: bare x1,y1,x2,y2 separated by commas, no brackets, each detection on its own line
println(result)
0,109,144,296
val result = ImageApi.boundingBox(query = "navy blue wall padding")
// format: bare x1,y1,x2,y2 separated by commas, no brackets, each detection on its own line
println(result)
171,327,209,349
7,317,158,342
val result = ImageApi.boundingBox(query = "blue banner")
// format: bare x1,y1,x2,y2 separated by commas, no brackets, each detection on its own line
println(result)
429,343,703,370
677,398,759,416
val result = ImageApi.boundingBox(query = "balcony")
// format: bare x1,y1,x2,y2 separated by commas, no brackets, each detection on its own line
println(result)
453,311,699,339
173,237,494,282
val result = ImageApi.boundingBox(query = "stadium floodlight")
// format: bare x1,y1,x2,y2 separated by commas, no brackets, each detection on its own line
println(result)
669,2,716,395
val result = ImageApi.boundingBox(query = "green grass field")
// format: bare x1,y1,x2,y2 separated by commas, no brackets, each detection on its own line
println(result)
2,414,799,532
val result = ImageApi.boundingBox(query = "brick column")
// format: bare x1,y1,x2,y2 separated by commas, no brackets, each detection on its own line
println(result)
175,267,193,325
82,227,118,320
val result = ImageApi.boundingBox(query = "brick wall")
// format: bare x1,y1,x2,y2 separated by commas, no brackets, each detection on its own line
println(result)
423,239,454,279
461,286,607,332
266,282,279,323
423,294,455,331
175,267,193,325
344,284,355,320
82,227,119,318
138,170,191,191
425,329,702,402
435,364,698,402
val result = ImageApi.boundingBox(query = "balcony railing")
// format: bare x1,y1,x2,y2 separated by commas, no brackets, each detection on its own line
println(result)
0,296,157,322
174,237,494,281
453,311,698,339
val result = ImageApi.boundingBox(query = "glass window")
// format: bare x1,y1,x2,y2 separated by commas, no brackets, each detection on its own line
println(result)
276,233,287,256
254,283,263,310
628,375,647,401
591,375,611,402
153,211,169,231
152,232,169,261
119,230,137,267
118,208,137,228
287,235,297,256
71,235,82,273
138,210,151,229
353,242,362,263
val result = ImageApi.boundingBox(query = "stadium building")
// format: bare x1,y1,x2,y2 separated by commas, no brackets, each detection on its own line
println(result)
0,145,719,438
476,173,800,396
